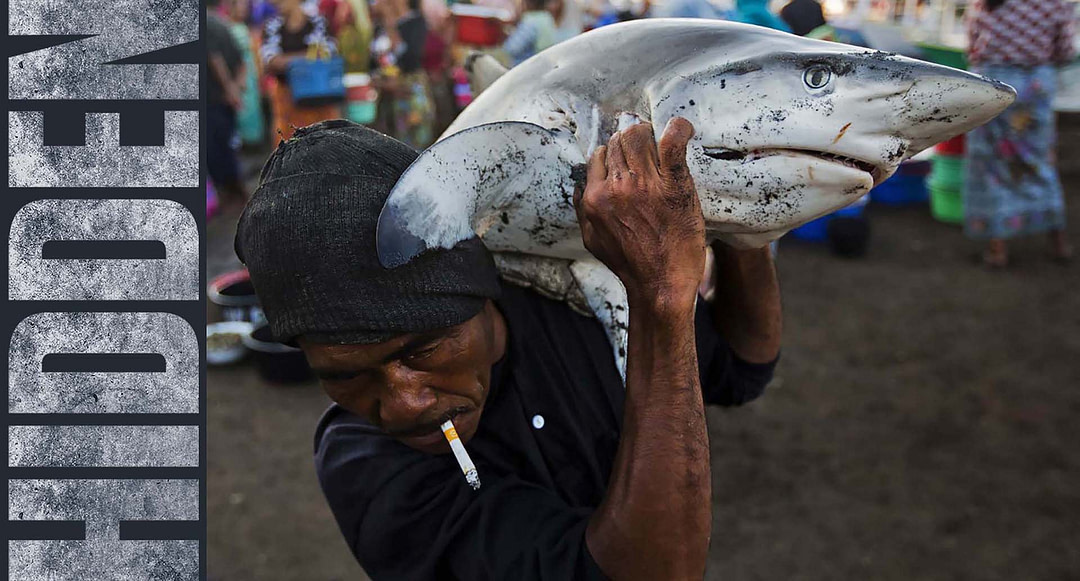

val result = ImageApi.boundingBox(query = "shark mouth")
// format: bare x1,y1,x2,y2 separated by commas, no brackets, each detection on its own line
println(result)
703,147,885,186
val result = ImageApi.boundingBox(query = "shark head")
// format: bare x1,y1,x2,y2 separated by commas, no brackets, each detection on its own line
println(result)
648,48,1016,247
377,24,1017,269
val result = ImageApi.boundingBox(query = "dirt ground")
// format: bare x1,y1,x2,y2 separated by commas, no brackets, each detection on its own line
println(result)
208,117,1080,580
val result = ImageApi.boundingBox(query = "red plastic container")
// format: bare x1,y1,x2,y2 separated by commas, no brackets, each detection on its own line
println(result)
934,134,965,156
451,4,509,46
456,15,502,45
345,85,374,101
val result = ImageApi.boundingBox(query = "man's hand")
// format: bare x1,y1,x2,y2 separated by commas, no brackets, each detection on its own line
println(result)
574,118,705,310
580,117,713,581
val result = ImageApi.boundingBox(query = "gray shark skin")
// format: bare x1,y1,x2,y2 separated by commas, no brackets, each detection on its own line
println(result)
377,19,1015,376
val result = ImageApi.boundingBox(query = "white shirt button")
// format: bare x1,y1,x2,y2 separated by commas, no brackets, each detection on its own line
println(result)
531,414,545,429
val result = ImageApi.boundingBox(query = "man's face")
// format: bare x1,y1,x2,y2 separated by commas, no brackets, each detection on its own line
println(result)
300,301,507,455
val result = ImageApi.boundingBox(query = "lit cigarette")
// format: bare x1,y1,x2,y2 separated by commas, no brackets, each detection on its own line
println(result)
441,419,481,490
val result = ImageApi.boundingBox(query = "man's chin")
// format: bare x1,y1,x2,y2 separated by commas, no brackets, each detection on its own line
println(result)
397,407,482,455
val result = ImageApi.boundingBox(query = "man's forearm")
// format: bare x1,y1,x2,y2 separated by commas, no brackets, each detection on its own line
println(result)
586,293,711,580
709,242,782,364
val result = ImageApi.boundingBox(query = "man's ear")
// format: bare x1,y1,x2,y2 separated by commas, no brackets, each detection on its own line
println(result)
483,300,508,361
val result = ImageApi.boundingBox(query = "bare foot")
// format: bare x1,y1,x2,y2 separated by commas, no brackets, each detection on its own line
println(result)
1049,230,1073,263
983,239,1008,269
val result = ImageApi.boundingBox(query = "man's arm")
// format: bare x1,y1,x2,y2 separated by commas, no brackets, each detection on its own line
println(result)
707,242,781,364
575,119,712,580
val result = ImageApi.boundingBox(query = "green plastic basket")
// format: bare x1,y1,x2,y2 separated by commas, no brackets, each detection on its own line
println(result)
930,154,965,191
917,43,968,71
345,100,377,125
930,185,963,224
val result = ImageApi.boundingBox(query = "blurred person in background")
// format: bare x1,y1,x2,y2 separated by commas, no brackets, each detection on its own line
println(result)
208,0,248,213
780,0,826,36
965,0,1075,267
260,0,342,141
548,0,585,43
372,0,437,148
250,0,279,25
328,0,375,74
648,0,731,20
503,0,558,65
223,0,267,147
734,0,791,31
420,0,458,135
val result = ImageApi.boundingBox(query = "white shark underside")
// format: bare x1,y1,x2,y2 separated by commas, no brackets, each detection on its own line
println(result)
377,19,1015,376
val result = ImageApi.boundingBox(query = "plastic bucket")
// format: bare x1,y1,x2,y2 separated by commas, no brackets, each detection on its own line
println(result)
208,270,264,324
207,321,252,366
243,325,313,384
929,155,965,191
346,100,377,124
930,186,963,224
451,5,510,46
934,134,966,156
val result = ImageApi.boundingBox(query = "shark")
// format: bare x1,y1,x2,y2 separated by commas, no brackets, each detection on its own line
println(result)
375,18,1015,376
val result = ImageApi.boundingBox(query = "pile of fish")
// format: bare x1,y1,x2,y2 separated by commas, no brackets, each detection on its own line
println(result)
377,18,1015,375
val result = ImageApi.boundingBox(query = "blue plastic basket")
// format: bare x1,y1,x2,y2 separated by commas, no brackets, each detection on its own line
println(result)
871,172,929,205
287,55,346,106
789,197,867,242
790,216,830,241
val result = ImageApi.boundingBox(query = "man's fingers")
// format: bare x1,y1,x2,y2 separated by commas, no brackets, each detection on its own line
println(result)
588,145,608,185
659,117,695,184
575,146,605,217
575,146,606,220
606,132,629,179
619,123,659,178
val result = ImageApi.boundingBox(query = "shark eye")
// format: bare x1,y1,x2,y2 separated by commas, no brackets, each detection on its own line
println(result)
803,65,832,90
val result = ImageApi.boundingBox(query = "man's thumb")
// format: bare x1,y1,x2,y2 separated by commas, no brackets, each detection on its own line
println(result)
659,117,694,184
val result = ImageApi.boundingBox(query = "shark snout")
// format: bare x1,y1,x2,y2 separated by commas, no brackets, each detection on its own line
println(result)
899,66,1016,155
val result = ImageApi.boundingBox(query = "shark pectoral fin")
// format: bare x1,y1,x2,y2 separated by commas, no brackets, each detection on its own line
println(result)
464,52,509,95
377,121,586,268
570,259,629,382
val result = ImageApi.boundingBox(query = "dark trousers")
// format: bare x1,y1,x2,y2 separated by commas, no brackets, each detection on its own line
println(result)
207,102,240,188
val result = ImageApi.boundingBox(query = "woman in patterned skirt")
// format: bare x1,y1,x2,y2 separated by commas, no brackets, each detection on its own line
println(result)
260,0,343,142
965,0,1075,267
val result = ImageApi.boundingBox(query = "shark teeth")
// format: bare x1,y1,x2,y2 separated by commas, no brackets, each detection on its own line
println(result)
815,151,877,174
703,146,880,180
702,147,747,161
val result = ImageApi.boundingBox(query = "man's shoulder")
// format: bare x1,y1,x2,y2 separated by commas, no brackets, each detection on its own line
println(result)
313,405,445,503
496,280,594,324
314,404,395,459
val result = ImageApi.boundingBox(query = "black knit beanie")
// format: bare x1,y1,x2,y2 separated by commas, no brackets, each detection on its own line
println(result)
234,120,501,345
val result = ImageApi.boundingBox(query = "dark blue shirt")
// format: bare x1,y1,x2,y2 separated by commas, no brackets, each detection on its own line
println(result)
314,282,776,580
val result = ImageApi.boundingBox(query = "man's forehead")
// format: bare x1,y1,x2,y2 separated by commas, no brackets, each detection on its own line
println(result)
301,328,447,366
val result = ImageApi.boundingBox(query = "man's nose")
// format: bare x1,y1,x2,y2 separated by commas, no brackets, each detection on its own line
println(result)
378,363,438,430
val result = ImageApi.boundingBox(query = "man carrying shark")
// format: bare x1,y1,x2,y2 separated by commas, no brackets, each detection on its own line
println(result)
236,13,1018,578
235,116,781,579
